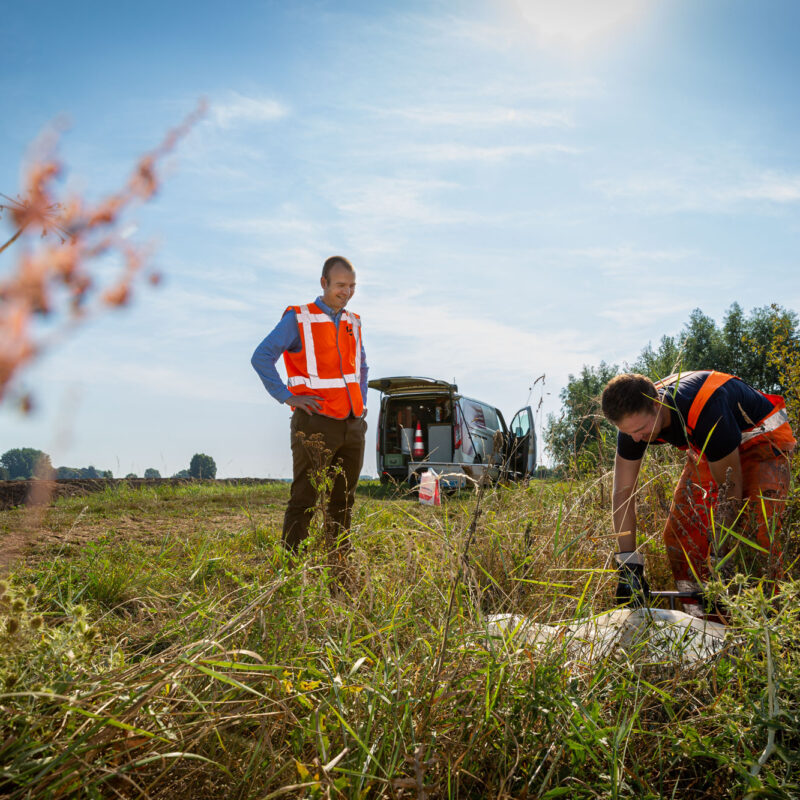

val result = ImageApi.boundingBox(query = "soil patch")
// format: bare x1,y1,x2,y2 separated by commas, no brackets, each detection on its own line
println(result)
0,480,286,574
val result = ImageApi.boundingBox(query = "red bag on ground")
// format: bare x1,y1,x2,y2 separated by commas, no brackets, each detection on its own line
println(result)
418,469,441,506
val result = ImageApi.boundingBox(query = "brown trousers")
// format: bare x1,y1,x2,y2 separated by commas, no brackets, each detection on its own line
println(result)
282,410,366,551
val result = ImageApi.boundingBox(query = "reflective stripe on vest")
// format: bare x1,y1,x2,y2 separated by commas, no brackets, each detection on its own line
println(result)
740,406,790,443
287,375,358,389
686,372,732,433
294,303,362,386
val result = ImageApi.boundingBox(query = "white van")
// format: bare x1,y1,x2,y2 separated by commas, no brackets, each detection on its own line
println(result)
368,376,536,487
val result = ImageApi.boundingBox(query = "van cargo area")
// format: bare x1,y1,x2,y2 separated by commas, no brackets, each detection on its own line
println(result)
381,394,457,475
369,376,536,486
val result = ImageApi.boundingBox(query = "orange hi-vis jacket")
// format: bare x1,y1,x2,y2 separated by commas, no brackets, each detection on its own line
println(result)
655,371,795,457
283,302,364,419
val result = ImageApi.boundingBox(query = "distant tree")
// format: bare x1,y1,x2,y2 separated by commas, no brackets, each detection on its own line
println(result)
629,304,800,392
101,470,113,478
718,302,749,376
0,447,52,479
56,466,80,479
629,334,683,380
544,362,619,473
189,453,217,479
679,308,724,371
125,473,138,479
173,469,190,478
81,466,99,479
144,468,161,479
739,305,800,392
765,304,800,465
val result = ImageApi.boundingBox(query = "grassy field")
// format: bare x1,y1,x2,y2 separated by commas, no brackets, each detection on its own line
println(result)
1,473,799,799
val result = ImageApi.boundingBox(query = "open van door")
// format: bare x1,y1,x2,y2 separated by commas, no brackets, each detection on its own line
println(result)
506,407,536,479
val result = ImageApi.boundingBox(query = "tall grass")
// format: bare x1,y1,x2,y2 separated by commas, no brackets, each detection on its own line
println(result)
1,478,799,798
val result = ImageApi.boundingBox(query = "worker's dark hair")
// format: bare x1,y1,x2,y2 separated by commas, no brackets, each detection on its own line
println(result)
322,256,355,282
601,373,658,424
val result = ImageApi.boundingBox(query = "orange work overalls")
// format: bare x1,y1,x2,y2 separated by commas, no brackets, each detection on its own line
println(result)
655,372,795,606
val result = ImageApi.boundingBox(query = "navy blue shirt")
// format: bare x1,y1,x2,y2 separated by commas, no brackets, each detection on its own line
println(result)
617,372,773,462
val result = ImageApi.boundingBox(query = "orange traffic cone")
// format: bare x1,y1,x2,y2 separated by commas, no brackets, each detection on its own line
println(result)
412,421,425,458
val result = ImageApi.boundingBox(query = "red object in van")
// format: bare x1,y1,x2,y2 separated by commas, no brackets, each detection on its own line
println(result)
412,422,425,458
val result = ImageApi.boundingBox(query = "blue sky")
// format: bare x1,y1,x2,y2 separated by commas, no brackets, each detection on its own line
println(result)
2,0,800,477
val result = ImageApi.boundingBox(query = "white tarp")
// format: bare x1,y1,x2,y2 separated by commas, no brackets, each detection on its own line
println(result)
485,608,728,664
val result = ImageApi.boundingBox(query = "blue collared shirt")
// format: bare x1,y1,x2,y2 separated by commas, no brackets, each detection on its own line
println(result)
251,296,369,407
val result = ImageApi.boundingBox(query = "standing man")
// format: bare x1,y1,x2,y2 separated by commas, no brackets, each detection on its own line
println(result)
601,371,795,616
251,256,368,553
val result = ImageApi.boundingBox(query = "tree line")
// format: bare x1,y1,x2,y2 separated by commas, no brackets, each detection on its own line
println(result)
545,303,800,472
0,449,218,480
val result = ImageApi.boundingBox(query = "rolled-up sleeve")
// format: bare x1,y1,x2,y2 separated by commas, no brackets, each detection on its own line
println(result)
251,311,301,405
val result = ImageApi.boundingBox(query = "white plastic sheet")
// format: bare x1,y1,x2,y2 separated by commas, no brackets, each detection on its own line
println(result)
485,608,727,664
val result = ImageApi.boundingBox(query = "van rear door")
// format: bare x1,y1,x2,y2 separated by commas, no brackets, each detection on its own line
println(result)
368,377,456,395
506,407,536,478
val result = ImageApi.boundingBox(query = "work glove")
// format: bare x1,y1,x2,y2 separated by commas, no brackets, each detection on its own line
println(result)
614,552,651,608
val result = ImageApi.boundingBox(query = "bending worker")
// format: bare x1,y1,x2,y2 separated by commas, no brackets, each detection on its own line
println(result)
601,371,795,616
251,256,368,553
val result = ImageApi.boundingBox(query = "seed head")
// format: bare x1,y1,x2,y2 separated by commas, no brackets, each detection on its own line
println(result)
83,626,100,642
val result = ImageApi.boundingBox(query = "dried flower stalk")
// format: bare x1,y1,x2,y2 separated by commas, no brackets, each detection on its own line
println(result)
0,102,205,408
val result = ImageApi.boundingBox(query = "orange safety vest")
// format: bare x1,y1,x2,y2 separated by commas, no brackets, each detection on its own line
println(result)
655,371,795,456
283,302,364,419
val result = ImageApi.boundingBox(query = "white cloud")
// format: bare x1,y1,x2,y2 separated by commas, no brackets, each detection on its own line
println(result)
330,176,460,223
594,163,800,213
156,286,254,314
209,92,288,129
511,0,651,51
730,173,800,203
44,355,258,406
567,244,698,277
364,291,588,384
598,296,693,329
438,2,650,55
409,142,581,162
216,214,320,238
376,106,573,128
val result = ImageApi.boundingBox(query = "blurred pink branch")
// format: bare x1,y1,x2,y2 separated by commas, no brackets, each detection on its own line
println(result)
0,102,205,409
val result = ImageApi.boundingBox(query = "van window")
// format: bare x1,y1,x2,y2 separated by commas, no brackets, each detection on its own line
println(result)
480,403,499,431
511,409,530,437
462,400,499,431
